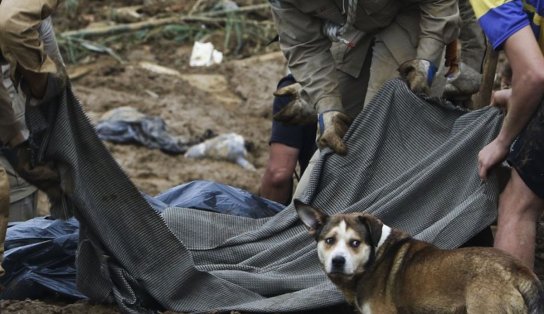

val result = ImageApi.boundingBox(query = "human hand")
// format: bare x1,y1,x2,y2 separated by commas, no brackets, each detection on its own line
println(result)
316,110,352,155
444,39,460,79
478,138,510,180
490,89,512,112
4,142,64,213
398,59,437,96
273,83,317,125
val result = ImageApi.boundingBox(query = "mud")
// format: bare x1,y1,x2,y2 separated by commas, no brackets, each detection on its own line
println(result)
1,1,286,312
3,1,544,313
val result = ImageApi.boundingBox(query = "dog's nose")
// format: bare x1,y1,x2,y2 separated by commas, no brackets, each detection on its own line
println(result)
332,256,345,269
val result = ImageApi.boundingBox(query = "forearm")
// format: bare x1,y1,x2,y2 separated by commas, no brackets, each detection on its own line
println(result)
497,26,544,146
285,45,343,113
271,2,342,113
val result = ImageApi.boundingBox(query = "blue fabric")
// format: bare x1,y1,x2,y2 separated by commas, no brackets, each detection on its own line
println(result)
95,114,214,155
153,180,285,218
0,180,285,300
473,0,544,50
1,218,84,300
477,1,529,49
426,61,437,86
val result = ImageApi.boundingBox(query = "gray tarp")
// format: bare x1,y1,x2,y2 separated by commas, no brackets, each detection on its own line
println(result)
26,79,502,313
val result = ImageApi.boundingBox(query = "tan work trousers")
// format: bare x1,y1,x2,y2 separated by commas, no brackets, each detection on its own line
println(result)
293,60,372,199
458,0,486,72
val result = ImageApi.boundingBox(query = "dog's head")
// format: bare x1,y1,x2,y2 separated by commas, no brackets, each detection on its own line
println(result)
294,200,389,279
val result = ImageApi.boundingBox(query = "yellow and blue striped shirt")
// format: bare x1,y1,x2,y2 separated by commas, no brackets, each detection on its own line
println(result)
470,0,544,52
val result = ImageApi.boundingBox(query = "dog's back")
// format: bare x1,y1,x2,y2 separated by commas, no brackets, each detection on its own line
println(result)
518,273,544,314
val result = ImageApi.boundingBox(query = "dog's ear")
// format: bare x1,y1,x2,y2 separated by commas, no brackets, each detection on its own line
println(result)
358,214,383,247
293,199,328,236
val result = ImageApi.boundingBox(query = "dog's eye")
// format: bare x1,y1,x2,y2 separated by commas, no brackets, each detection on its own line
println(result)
350,240,361,248
325,237,335,245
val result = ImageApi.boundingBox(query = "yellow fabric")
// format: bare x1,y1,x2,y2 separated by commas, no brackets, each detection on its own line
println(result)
470,0,511,18
523,0,544,52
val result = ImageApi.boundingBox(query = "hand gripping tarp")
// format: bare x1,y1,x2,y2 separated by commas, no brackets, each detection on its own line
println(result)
25,79,502,313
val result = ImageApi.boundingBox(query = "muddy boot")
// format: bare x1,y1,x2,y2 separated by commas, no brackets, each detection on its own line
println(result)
0,166,9,277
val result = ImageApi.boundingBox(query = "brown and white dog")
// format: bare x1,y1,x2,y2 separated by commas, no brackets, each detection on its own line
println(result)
294,200,544,314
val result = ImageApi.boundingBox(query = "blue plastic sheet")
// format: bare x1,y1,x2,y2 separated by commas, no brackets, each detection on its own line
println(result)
94,107,214,155
150,180,284,218
0,180,285,300
1,218,83,300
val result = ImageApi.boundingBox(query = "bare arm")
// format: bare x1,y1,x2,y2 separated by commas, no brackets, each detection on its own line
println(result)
498,26,544,146
477,26,544,179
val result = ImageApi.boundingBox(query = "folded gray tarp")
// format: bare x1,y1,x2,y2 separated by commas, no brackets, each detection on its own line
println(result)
26,79,502,313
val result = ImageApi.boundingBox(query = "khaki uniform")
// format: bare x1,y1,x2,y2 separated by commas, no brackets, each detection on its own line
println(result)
0,64,26,145
0,0,61,86
0,65,38,221
0,0,60,276
0,0,61,146
458,0,486,72
270,0,460,112
0,74,19,145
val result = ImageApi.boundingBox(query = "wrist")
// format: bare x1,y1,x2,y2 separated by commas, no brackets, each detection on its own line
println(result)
494,135,514,148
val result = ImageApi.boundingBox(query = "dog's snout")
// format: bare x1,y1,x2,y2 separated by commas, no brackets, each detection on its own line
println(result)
332,256,345,268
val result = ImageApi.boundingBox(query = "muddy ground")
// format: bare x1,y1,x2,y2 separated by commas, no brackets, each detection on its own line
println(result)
2,1,286,313
2,1,544,313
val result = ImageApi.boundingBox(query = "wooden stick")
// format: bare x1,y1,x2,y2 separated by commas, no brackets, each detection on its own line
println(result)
60,4,271,38
200,4,270,17
472,41,499,109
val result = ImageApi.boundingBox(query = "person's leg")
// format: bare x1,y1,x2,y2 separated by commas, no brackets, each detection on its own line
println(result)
458,0,486,73
499,99,544,269
337,41,373,120
259,143,300,205
260,74,304,205
363,38,400,106
292,64,370,200
494,169,544,268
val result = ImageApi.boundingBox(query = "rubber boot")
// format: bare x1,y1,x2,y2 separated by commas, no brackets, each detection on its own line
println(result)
0,166,9,276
